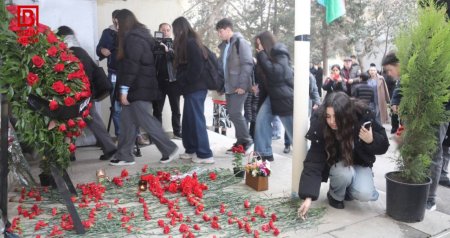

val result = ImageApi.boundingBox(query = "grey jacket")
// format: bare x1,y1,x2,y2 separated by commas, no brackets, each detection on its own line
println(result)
218,32,253,94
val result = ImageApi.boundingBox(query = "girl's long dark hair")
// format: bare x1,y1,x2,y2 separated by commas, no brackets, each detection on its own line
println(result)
255,31,276,61
320,92,367,166
116,9,145,60
171,17,207,68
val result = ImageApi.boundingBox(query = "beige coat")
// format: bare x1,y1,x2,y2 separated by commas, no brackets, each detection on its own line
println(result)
375,75,390,124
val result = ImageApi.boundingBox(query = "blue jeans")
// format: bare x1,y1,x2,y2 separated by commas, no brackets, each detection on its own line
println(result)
329,161,379,202
182,90,213,158
254,97,293,156
109,77,121,137
272,116,282,138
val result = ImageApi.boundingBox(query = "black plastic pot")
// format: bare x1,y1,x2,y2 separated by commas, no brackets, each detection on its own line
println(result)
233,168,245,178
385,171,431,223
38,173,56,188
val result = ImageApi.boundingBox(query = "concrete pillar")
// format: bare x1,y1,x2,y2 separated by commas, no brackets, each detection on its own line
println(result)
291,0,311,195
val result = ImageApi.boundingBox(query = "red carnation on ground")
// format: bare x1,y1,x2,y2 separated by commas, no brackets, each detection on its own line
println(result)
121,169,129,178
142,164,148,173
6,5,17,14
209,172,217,181
193,224,200,231
244,199,251,209
163,225,170,234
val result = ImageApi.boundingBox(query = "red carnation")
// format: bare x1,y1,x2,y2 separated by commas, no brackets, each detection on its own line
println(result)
52,81,66,94
9,19,20,32
157,219,165,228
77,119,87,129
244,199,250,209
193,224,200,231
17,36,29,46
59,42,67,51
54,63,65,72
163,225,170,234
46,32,58,44
179,224,189,233
52,208,57,216
58,124,67,132
271,213,277,221
74,92,83,101
209,172,217,181
26,72,39,86
68,143,76,153
47,46,58,57
142,165,148,173
31,55,45,68
49,100,59,111
273,228,280,236
82,109,90,118
121,169,129,178
64,86,71,94
38,24,49,33
67,119,76,128
6,5,17,14
64,97,75,107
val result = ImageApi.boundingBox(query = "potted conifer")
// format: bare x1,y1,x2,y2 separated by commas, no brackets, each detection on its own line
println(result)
385,0,450,223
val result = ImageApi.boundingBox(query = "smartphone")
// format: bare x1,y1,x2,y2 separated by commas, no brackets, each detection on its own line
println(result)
363,121,372,130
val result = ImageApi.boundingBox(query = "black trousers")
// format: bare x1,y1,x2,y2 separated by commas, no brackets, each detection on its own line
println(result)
153,84,181,136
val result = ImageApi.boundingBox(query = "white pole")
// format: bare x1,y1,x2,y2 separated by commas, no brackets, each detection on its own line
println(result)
291,0,311,195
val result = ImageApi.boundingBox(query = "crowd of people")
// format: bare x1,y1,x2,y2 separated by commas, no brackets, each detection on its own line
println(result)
61,8,448,219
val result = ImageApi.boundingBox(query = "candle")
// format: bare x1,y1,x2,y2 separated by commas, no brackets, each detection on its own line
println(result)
138,180,147,191
96,169,106,183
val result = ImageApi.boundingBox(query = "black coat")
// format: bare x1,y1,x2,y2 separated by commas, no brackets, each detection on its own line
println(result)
70,47,96,95
117,27,160,102
298,109,390,201
256,43,294,116
96,27,118,72
175,37,208,95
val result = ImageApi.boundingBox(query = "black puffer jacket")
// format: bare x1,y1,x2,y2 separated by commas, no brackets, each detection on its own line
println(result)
256,43,294,116
117,27,160,102
175,37,208,95
298,109,390,201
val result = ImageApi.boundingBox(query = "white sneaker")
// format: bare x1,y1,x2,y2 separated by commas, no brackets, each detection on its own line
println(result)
109,159,136,166
180,153,196,160
192,157,215,164
160,146,179,164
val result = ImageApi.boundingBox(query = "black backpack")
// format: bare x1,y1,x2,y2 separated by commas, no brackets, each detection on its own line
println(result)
203,46,224,92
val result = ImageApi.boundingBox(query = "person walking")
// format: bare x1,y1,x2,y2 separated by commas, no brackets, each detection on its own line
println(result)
367,65,390,125
56,26,117,161
216,18,254,153
172,17,214,164
253,31,294,162
110,9,178,166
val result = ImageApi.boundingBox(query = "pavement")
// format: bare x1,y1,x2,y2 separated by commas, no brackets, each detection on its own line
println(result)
7,97,450,237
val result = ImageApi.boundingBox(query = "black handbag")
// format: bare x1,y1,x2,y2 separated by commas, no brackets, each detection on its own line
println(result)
92,66,112,101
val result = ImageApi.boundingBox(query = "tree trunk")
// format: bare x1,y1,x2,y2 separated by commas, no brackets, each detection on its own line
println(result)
321,18,329,77
272,0,278,36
